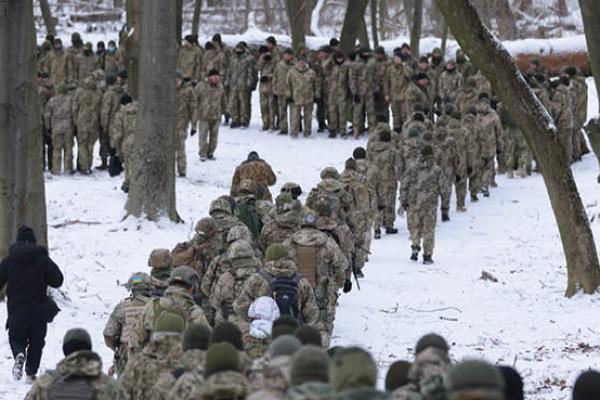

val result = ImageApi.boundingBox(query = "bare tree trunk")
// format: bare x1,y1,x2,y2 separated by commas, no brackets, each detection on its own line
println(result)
39,0,57,36
176,0,183,43
358,16,370,48
304,0,316,36
435,0,600,297
379,0,388,41
191,0,202,35
0,0,48,258
262,0,274,28
579,0,600,114
370,0,379,48
125,0,180,222
340,0,369,54
556,0,568,16
286,0,306,55
410,0,423,56
497,0,517,39
125,0,140,99
440,19,448,55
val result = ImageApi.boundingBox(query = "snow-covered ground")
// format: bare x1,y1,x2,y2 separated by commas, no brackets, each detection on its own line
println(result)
1,80,599,399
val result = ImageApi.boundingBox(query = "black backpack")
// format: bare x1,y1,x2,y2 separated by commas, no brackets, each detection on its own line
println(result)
48,373,97,400
259,270,303,324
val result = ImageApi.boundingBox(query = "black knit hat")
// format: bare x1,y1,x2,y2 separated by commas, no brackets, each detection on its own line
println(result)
212,33,222,43
272,315,300,339
329,38,340,47
204,342,240,378
573,370,600,400
208,68,220,77
63,328,92,356
183,323,212,351
210,322,244,351
353,147,366,160
120,94,133,106
385,360,412,392
415,333,449,354
16,225,37,244
266,36,277,46
295,325,322,347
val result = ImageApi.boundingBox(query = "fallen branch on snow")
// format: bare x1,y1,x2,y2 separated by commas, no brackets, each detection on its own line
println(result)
52,220,102,229
407,306,463,313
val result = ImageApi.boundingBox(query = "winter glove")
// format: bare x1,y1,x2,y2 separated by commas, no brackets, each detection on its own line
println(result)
456,174,462,183
190,128,197,137
353,94,361,104
286,97,294,104
467,166,473,175
343,279,352,293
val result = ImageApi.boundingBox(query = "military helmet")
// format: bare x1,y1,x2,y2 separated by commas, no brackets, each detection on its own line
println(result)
195,217,217,237
446,360,505,396
226,224,252,243
265,243,290,262
169,266,200,288
83,42,93,51
281,182,302,199
148,248,172,269
275,192,294,212
290,345,330,386
124,271,153,291
269,335,302,358
204,342,241,378
415,333,449,355
421,145,434,157
209,195,235,215
320,167,340,180
227,240,255,259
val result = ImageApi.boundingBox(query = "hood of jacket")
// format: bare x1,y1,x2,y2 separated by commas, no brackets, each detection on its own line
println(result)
56,350,103,378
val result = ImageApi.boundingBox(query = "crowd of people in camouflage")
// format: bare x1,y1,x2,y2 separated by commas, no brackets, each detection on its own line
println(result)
21,29,599,399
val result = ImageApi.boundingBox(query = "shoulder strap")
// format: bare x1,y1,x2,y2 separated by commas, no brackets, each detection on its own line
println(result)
258,269,275,286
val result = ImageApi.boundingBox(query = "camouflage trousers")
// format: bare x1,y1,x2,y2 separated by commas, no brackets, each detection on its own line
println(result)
259,89,276,130
349,214,370,271
407,207,437,256
469,162,484,197
199,119,219,158
481,157,495,188
391,100,407,131
352,95,376,136
505,128,532,173
52,129,74,174
176,124,188,175
316,96,327,130
440,174,453,212
76,128,97,172
98,127,111,160
229,89,250,125
327,97,348,135
375,180,397,229
291,102,313,137
374,92,389,122
276,96,289,133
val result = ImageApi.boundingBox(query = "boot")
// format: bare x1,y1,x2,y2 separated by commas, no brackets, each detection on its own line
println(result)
441,210,450,222
517,166,527,178
121,181,129,193
386,227,398,234
410,246,420,261
12,353,24,381
328,129,337,139
507,170,514,179
471,194,479,202
356,269,365,278
423,255,434,265
457,205,467,212
374,228,381,240
482,187,490,197
96,156,108,170
26,374,36,384
224,114,230,125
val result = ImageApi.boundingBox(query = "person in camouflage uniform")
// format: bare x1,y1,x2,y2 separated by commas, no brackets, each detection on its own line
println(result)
261,193,304,252
25,329,117,400
38,73,55,171
66,32,83,83
445,360,505,400
202,41,226,76
313,46,333,134
400,145,444,264
258,46,278,131
119,313,185,400
437,60,463,104
479,94,504,190
472,70,492,99
73,42,100,84
327,52,350,138
433,120,460,222
367,125,400,237
349,48,377,138
234,243,319,328
455,76,480,115
72,77,101,174
332,347,390,400
500,103,531,179
374,46,391,122
175,75,197,177
147,248,173,294
564,66,589,160
130,266,208,351
228,43,257,128
404,73,433,121
550,76,575,165
284,212,348,347
103,40,121,76
445,109,472,212
48,39,70,85
196,69,227,161
305,167,353,226
285,345,332,400
103,272,153,376
287,57,319,138
455,48,476,80
461,105,485,202
385,53,412,131
99,74,122,170
273,49,295,135
231,151,277,201
208,195,246,244
44,83,74,175
110,95,137,192
198,342,250,400
38,40,53,76
178,35,203,83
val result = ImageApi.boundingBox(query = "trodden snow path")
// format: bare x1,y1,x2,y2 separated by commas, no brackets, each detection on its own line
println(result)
0,81,598,399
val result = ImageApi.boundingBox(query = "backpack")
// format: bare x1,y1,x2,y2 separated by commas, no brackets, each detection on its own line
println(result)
235,200,262,241
259,270,302,323
150,297,188,332
48,373,97,400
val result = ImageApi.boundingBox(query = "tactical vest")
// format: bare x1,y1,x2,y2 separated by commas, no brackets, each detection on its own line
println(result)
48,373,97,400
296,245,317,287
122,296,150,345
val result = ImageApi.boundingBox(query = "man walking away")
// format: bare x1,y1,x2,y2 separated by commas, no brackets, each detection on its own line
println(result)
0,226,64,382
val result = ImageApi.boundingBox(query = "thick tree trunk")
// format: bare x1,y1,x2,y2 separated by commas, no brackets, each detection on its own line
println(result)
410,0,423,56
440,19,448,55
435,0,600,297
0,0,48,258
176,0,183,43
340,0,369,54
358,17,369,48
125,0,180,222
379,0,387,41
370,0,379,48
262,0,273,28
304,0,316,36
579,0,600,115
192,0,202,35
286,0,306,55
39,0,57,36
125,0,140,99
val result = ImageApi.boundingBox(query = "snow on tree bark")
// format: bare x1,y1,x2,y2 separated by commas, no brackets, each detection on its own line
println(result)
125,0,180,223
435,0,600,297
0,0,48,257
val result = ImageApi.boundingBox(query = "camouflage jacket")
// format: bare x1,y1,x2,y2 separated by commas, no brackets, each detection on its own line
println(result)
248,355,292,400
405,82,432,115
231,159,277,201
72,81,102,133
100,84,123,133
287,64,319,105
571,74,588,125
478,106,503,159
177,45,203,81
286,382,333,400
200,370,250,400
433,128,460,180
118,335,183,400
171,236,223,290
110,102,137,158
48,50,70,85
367,141,400,184
437,70,464,101
152,349,205,400
399,158,444,212
328,61,350,100
374,58,391,95
195,79,227,122
385,62,411,101
336,388,391,400
273,59,295,97
461,113,484,168
305,179,353,224
349,59,376,97
25,351,117,400
176,82,198,129
228,52,257,91
233,258,319,324
550,84,574,131
104,52,121,76
44,93,74,133
73,53,100,83
446,118,472,174
455,87,479,115
202,48,227,77
258,53,277,94
260,206,303,251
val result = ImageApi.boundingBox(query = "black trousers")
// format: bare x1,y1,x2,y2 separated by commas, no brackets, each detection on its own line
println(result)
8,315,47,376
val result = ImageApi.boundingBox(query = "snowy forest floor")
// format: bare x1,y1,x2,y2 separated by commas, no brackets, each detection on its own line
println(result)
1,81,599,399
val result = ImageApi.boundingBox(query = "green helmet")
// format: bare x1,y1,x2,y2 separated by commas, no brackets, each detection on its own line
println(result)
320,167,340,180
148,248,172,269
331,347,378,392
269,335,302,358
169,266,200,288
265,243,290,262
446,360,505,397
227,240,255,260
195,217,217,237
209,196,235,215
290,345,330,386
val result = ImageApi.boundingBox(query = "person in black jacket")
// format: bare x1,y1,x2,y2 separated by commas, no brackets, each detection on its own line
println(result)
0,225,63,382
